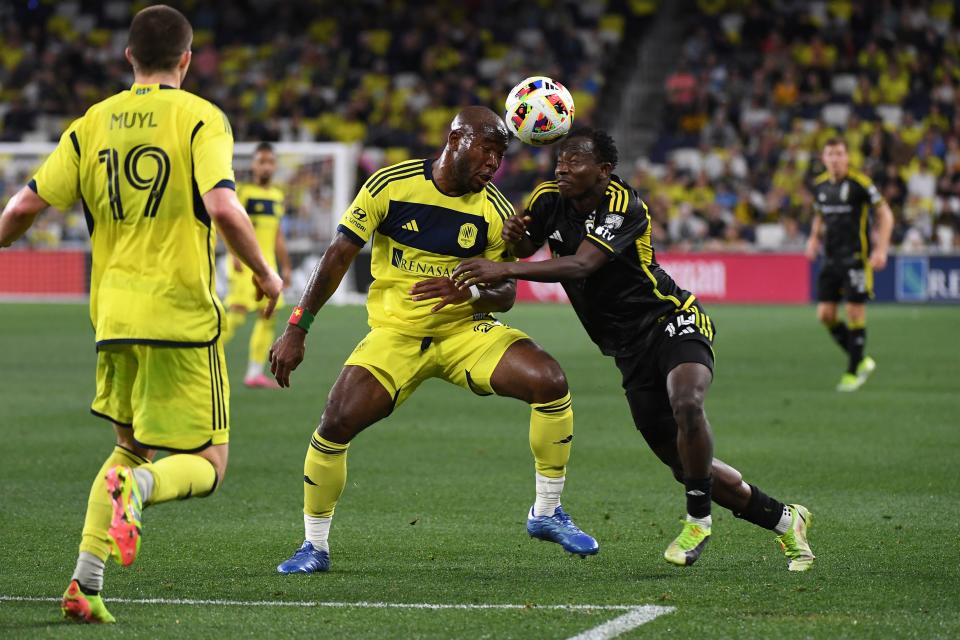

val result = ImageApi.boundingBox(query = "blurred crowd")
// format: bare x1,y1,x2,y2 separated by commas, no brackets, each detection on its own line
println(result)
0,0,636,248
3,1,959,254
648,0,960,252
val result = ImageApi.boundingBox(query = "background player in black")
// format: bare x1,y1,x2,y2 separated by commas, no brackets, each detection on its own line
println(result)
806,138,894,392
454,128,815,570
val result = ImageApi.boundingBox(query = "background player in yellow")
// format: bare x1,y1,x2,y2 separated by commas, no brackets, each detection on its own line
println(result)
269,106,598,574
222,142,292,388
0,5,282,623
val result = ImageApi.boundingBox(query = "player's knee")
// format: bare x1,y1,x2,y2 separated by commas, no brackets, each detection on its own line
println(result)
670,391,705,432
316,410,357,444
532,362,569,404
114,428,154,461
817,307,836,325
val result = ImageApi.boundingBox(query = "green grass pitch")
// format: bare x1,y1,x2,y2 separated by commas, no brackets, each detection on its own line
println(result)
0,302,957,638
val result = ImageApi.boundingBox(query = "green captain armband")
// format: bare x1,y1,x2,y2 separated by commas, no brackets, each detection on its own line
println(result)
288,306,315,332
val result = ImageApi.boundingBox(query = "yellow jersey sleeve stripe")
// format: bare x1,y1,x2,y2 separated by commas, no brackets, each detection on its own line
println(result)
529,181,559,202
586,234,614,253
526,182,559,210
848,170,874,189
813,171,831,185
606,181,629,213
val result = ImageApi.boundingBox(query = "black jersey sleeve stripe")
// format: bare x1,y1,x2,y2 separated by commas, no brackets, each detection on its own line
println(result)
485,188,511,221
366,160,424,194
69,131,80,156
369,167,425,198
365,160,423,192
190,120,204,143
486,194,510,221
486,184,515,216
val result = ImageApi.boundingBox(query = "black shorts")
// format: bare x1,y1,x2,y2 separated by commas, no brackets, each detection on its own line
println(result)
615,305,716,449
817,261,872,303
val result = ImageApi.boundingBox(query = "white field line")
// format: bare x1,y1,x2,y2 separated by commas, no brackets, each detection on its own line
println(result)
0,595,659,613
565,605,675,640
1,596,675,638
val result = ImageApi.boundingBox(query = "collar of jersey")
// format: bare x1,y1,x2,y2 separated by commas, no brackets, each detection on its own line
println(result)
130,83,177,93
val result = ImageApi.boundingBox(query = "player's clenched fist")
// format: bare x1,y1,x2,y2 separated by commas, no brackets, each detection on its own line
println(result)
269,327,306,388
501,214,531,244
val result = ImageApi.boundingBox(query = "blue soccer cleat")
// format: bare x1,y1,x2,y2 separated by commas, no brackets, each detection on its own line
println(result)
526,505,599,557
277,541,330,574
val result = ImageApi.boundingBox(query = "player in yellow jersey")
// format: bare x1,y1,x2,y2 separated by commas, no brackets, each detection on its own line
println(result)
270,106,598,574
0,5,282,623
222,142,292,388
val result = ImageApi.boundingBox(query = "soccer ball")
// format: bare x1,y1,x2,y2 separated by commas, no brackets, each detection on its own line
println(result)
504,76,575,146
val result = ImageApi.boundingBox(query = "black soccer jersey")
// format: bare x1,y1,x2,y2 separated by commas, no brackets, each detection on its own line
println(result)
811,170,884,265
524,175,696,357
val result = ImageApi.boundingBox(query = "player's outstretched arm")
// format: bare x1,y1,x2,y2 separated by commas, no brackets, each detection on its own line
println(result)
454,239,608,287
204,187,283,316
270,233,361,387
0,187,49,248
870,201,894,270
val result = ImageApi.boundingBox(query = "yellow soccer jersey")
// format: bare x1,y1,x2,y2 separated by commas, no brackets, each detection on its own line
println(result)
30,83,235,346
236,182,284,269
337,159,515,336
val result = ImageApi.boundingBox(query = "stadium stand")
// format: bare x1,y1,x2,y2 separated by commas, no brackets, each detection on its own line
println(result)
1,1,958,252
647,0,959,251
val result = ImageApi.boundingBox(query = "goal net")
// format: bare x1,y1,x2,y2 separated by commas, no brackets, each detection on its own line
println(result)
0,141,361,303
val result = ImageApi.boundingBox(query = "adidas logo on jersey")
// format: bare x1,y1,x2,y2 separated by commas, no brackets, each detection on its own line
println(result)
549,230,563,241
402,220,420,232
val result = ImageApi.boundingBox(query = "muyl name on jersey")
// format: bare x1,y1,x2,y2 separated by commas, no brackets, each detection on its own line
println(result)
110,111,158,130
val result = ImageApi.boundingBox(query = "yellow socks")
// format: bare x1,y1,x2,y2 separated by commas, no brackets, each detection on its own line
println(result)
79,446,150,561
248,316,275,371
303,433,349,518
137,454,217,505
529,393,573,516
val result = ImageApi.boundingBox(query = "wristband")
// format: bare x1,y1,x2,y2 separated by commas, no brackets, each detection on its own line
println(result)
288,306,315,332
468,284,481,303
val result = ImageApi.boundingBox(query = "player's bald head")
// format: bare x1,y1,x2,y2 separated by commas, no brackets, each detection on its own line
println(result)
450,106,510,146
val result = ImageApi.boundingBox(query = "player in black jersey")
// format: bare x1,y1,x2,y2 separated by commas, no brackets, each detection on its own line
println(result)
806,138,894,392
453,128,814,570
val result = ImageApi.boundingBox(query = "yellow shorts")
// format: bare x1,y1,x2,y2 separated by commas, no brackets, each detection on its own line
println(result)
91,342,230,452
225,268,284,311
344,316,530,408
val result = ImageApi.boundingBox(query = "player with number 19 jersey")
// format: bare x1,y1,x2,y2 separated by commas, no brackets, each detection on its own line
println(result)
30,82,235,346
